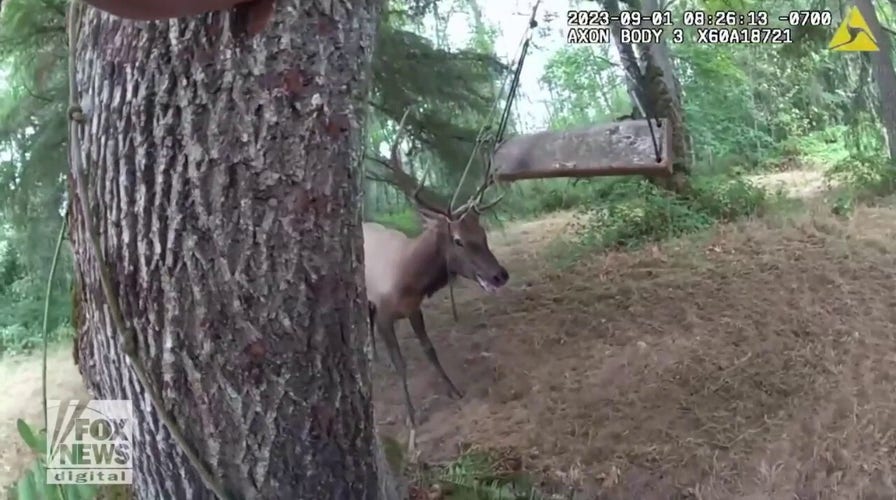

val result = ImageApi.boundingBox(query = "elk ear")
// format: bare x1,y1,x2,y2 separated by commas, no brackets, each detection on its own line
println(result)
417,207,450,228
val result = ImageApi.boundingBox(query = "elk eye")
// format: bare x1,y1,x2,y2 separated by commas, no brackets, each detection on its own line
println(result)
453,236,464,247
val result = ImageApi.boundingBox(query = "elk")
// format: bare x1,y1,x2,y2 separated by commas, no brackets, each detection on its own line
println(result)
363,113,509,448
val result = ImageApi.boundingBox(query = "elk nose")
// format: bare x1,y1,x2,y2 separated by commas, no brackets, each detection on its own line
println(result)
492,267,509,286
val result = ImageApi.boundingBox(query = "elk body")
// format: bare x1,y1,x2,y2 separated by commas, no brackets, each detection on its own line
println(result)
363,209,509,416
365,112,509,447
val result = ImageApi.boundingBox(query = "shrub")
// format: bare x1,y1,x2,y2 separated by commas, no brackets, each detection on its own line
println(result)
0,324,74,356
824,154,896,216
687,175,768,221
411,448,542,500
575,175,767,250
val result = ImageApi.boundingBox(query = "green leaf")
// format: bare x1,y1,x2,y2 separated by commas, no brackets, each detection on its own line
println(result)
66,483,100,500
13,467,39,500
68,483,100,500
16,419,43,454
30,461,61,500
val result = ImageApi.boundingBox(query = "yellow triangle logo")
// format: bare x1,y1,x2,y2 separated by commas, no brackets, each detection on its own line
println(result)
828,6,879,52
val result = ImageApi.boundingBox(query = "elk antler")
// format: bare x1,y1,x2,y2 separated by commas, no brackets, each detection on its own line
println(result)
453,169,504,217
385,109,452,218
472,191,505,214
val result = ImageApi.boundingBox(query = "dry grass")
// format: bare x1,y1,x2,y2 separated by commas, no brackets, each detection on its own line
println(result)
748,169,829,199
372,202,896,500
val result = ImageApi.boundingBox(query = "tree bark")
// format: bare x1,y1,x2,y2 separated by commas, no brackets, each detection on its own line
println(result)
68,1,397,498
602,0,691,193
854,0,896,160
635,0,691,183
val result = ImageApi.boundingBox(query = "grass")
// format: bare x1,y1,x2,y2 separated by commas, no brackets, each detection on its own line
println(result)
406,446,543,500
382,431,544,500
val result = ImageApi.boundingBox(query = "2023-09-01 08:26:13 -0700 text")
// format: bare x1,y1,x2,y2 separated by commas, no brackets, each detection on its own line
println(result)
565,26,793,45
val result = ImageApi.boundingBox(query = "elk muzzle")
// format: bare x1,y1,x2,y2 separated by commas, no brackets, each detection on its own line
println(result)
475,265,509,293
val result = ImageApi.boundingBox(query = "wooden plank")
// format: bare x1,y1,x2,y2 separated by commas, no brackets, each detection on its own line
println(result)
491,118,673,181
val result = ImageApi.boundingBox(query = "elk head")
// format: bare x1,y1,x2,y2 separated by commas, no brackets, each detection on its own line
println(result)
385,110,510,293
416,199,509,293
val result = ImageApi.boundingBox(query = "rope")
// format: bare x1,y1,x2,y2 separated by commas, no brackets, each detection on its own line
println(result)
448,0,540,212
645,115,662,164
42,216,68,439
66,3,231,498
442,0,539,322
493,10,537,148
483,11,535,182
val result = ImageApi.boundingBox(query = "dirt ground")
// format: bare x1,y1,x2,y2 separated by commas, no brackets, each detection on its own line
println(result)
4,199,896,499
0,343,90,488
372,205,896,500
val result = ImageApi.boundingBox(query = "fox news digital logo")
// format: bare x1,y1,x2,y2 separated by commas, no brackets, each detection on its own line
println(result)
46,399,133,485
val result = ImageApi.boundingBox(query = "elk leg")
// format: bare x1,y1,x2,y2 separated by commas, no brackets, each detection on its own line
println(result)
368,302,379,362
378,319,416,428
408,309,464,399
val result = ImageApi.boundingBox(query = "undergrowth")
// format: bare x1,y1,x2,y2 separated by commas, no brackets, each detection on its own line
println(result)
410,449,542,500
380,433,543,500
0,325,73,357
824,154,896,216
574,175,768,251
771,125,853,169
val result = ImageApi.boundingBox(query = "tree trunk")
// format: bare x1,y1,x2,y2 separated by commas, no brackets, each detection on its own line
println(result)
68,1,399,498
602,0,691,193
854,0,896,160
603,0,642,112
635,0,691,192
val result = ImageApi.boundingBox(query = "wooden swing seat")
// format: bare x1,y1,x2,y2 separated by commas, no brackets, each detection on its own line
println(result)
491,118,673,182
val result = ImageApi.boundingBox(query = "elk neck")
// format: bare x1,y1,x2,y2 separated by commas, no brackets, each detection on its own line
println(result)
404,226,453,299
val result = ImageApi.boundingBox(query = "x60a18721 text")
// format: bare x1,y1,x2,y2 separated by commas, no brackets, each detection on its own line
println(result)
692,27,792,44
566,27,610,44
